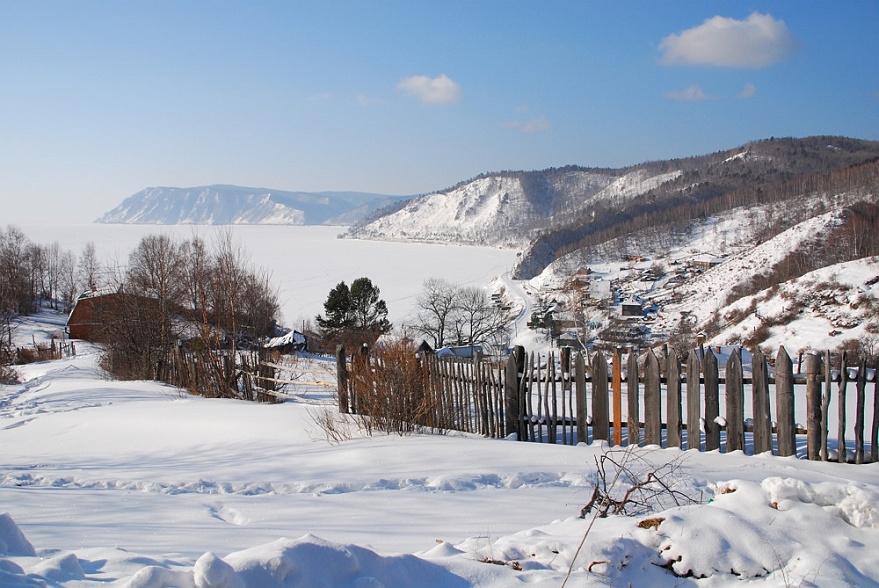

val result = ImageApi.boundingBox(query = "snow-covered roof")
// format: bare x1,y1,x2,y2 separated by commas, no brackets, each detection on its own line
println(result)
264,330,306,349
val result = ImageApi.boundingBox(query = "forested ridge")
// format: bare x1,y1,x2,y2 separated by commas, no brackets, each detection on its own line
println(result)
513,136,879,278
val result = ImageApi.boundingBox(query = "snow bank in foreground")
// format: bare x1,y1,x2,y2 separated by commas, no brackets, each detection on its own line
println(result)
4,472,879,586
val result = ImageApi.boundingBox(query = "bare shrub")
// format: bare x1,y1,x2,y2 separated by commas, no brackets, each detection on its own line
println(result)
0,364,18,384
308,406,354,444
579,447,702,519
722,298,757,327
563,447,703,586
349,339,435,435
744,321,772,350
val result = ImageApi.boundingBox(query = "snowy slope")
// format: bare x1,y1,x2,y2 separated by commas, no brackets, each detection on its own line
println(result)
659,209,846,328
350,175,540,247
708,257,879,354
349,169,681,248
97,185,406,226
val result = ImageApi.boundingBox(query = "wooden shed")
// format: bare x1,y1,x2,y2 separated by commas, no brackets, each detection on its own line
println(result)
67,290,160,342
66,291,124,341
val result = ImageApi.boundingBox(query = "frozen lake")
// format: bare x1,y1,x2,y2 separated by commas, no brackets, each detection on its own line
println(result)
17,223,519,328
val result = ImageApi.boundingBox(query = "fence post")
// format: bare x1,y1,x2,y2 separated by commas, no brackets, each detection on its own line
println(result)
838,352,849,463
775,347,796,457
873,357,879,464
725,348,745,453
592,350,609,442
703,348,720,451
575,351,587,444
855,357,867,464
474,350,488,436
336,345,349,413
504,346,524,439
547,351,557,444
686,349,701,451
612,347,622,446
666,350,682,449
524,352,535,442
822,350,832,461
752,348,773,455
560,346,571,445
627,349,640,447
643,348,661,446
804,351,823,460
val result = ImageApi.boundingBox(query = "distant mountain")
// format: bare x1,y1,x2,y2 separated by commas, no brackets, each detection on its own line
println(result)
346,136,879,278
96,185,410,226
347,167,658,249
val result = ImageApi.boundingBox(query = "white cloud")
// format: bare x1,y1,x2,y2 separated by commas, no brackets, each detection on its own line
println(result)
396,74,461,105
666,85,709,101
739,83,758,98
659,12,798,68
503,115,550,133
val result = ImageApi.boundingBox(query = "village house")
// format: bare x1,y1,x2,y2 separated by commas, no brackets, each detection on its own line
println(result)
66,288,161,342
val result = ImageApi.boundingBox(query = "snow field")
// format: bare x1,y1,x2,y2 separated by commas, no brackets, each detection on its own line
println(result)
2,312,879,586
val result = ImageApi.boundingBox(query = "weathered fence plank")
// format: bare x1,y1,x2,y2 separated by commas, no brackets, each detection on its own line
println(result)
838,352,849,463
752,348,773,455
873,358,879,464
575,351,587,444
547,353,557,444
612,348,622,446
703,348,720,451
775,347,796,457
725,348,745,453
667,350,683,449
592,351,610,442
627,350,640,447
821,350,832,461
855,357,867,464
686,349,701,451
336,345,348,413
503,347,521,438
805,352,823,461
643,348,661,446
524,351,535,442
536,353,545,442
560,347,570,445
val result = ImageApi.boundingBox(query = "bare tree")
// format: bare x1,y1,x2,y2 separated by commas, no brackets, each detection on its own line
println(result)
95,231,280,390
410,278,508,350
0,226,36,315
126,234,187,306
410,278,458,348
451,286,508,346
77,242,101,293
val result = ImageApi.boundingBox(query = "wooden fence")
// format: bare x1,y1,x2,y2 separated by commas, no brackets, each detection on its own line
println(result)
161,347,279,402
339,344,878,463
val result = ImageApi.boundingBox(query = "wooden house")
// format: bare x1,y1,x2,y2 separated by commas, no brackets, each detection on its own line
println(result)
66,290,123,341
66,289,160,342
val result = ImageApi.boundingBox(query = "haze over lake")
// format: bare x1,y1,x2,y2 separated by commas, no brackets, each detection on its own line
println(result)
18,224,518,328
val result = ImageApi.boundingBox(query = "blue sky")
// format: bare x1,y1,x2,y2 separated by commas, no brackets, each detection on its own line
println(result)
1,0,877,224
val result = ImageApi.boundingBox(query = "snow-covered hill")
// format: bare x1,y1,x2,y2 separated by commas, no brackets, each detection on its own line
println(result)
527,187,879,355
348,169,681,248
708,257,879,354
97,185,407,226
